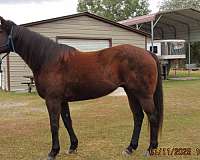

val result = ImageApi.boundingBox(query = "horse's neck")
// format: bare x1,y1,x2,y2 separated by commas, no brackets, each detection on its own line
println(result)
14,27,56,72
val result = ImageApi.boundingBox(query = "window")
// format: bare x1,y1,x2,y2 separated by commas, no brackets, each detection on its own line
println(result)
150,46,158,53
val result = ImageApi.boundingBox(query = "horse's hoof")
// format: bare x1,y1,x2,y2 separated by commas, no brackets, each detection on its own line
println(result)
144,150,150,157
47,155,55,160
122,149,133,156
68,149,77,154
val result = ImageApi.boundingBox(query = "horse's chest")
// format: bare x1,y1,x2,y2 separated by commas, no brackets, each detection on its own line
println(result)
34,73,64,98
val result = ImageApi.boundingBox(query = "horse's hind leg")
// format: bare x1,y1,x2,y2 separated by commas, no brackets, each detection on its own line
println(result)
138,96,159,156
61,102,78,154
123,90,144,155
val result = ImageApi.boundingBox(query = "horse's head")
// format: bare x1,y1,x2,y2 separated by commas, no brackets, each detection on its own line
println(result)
0,16,16,54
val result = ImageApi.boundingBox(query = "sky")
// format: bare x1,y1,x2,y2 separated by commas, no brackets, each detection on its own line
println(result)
0,0,161,24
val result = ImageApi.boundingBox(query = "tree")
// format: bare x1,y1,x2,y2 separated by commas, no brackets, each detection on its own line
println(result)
160,0,200,11
77,0,150,22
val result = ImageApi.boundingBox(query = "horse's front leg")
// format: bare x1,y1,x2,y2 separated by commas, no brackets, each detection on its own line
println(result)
46,98,61,160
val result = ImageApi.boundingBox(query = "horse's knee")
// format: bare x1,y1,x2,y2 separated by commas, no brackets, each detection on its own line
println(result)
50,122,59,133
134,113,144,126
136,111,144,120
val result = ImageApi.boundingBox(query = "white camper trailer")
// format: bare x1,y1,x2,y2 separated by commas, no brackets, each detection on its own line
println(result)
147,39,186,79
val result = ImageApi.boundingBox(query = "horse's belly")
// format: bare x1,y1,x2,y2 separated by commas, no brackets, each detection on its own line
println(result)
65,81,117,101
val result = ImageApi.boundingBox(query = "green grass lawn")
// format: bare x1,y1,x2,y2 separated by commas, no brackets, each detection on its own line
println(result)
0,80,200,160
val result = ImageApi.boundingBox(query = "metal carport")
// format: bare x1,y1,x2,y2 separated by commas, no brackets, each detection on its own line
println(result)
119,8,200,66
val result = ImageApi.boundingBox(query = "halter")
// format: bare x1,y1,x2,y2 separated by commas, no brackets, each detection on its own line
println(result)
0,26,15,73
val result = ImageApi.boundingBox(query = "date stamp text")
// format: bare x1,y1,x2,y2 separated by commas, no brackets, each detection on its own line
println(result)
150,147,200,156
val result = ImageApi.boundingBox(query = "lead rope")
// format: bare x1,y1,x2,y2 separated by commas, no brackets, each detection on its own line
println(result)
0,52,9,73
8,26,16,53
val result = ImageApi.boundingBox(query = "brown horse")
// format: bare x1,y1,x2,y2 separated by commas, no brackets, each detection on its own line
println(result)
0,17,163,160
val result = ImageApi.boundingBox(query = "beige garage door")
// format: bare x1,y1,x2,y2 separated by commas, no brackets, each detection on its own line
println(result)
57,38,110,51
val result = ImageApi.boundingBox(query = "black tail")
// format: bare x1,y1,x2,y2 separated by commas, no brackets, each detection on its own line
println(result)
151,53,164,134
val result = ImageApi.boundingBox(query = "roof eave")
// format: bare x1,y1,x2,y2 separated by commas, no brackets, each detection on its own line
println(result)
119,14,156,25
21,12,149,37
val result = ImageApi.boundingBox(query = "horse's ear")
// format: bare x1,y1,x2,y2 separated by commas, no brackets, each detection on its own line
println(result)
0,17,13,33
0,16,6,24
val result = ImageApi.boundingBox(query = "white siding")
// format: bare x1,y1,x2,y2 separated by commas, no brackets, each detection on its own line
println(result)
1,57,8,90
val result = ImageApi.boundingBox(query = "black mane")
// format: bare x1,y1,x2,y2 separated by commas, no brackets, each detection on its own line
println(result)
13,24,76,72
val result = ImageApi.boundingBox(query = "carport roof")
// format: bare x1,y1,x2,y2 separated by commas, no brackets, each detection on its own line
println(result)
119,8,200,42
21,12,149,37
120,8,200,26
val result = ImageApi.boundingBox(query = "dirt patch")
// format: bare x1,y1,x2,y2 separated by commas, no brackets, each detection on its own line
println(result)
0,101,28,109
